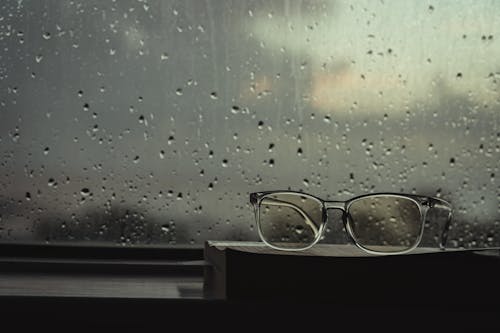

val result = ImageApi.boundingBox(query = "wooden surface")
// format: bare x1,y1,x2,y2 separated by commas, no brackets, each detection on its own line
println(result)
0,273,203,299
0,244,206,299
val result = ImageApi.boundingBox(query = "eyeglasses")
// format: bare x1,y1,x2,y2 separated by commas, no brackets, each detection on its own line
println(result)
250,191,452,255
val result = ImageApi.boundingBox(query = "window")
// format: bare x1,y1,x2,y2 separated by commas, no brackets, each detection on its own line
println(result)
0,0,498,248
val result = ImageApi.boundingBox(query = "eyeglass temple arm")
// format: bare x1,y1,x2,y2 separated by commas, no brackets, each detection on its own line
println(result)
259,198,320,235
428,197,453,250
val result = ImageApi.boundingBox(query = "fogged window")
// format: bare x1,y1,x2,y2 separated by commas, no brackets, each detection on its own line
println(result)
0,1,498,247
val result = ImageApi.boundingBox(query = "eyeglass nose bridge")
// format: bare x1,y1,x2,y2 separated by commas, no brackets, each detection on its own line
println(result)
323,200,358,246
324,201,347,211
323,201,349,224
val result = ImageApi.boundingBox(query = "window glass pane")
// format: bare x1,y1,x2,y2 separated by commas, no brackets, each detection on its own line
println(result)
0,0,498,247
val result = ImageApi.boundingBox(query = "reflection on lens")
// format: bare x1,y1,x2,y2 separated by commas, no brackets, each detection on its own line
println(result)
258,193,323,250
347,196,422,253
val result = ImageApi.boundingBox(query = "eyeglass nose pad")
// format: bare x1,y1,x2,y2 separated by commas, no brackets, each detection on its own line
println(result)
322,207,328,224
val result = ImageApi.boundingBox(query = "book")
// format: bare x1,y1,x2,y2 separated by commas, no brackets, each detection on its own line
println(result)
203,241,500,306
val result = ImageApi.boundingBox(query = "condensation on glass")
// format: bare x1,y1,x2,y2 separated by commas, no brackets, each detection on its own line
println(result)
0,0,498,247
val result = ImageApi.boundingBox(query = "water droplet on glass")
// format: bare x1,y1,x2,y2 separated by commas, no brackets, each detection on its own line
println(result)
295,225,304,235
161,52,169,61
231,106,240,114
210,92,218,100
43,147,49,155
161,225,170,233
133,155,140,163
176,88,183,96
159,150,165,159
324,115,331,124
42,32,51,40
81,188,90,196
35,54,43,63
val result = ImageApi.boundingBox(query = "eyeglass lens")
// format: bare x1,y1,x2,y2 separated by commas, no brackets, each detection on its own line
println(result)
258,193,323,249
347,196,422,253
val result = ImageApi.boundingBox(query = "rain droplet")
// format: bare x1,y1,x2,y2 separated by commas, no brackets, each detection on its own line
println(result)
159,150,165,159
83,103,89,111
268,158,275,167
35,54,43,63
168,135,175,145
42,32,51,40
25,192,31,201
43,147,49,155
210,92,218,100
222,159,228,167
161,52,169,61
323,115,331,124
231,106,240,114
175,88,183,96
295,225,304,234
161,225,170,233
81,188,90,196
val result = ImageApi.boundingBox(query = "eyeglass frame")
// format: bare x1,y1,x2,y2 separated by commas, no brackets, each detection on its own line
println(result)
250,191,453,255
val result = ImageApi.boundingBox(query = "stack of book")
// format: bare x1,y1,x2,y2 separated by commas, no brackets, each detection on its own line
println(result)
204,241,500,306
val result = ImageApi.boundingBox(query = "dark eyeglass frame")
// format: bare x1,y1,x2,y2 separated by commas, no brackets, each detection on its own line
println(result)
250,191,453,255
